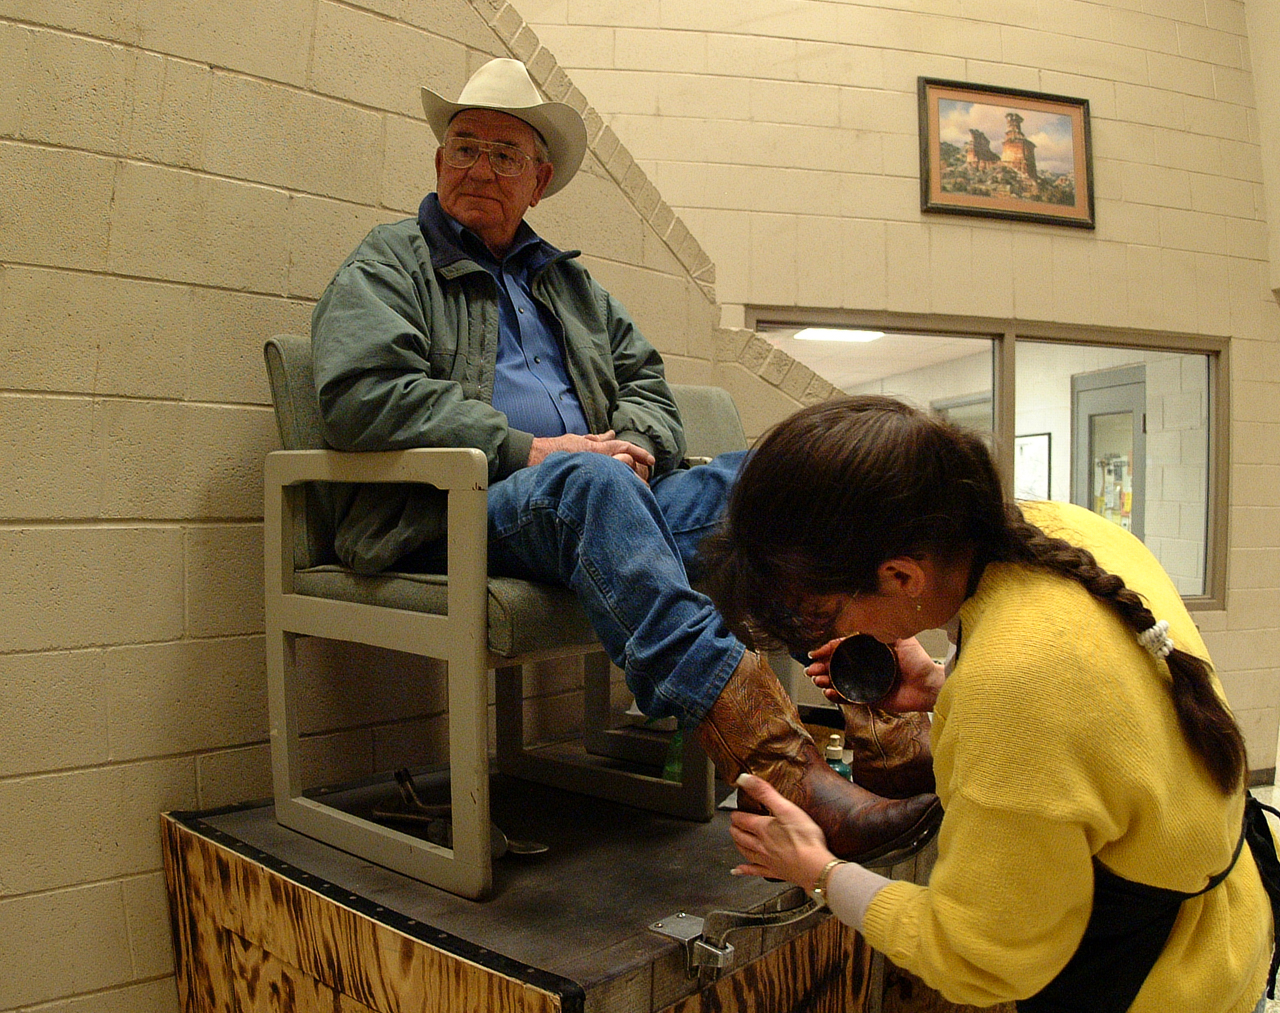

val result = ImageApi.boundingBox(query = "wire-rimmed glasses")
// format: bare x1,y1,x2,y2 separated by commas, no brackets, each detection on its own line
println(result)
441,136,538,177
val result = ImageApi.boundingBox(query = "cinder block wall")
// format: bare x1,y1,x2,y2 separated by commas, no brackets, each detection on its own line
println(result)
517,0,1280,764
3,1,1279,1010
0,0,824,1009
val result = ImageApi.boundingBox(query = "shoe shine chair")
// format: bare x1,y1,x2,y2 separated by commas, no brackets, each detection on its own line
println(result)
264,334,749,899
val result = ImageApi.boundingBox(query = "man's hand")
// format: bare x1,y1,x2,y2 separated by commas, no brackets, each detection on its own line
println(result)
528,430,655,481
804,636,945,712
582,431,654,481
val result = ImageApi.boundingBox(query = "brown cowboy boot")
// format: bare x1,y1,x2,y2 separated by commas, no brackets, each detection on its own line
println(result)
696,651,941,866
840,703,936,799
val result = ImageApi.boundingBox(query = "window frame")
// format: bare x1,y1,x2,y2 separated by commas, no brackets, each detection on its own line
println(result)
745,306,1230,611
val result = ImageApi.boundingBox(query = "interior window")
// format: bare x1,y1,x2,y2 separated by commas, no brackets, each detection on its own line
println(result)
756,320,1222,603
757,325,995,430
1017,341,1212,596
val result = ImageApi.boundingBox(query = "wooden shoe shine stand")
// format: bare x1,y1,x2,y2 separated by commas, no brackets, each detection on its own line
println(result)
163,777,869,1013
162,771,990,1013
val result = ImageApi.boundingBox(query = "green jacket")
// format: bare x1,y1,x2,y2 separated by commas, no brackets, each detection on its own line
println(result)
310,194,685,573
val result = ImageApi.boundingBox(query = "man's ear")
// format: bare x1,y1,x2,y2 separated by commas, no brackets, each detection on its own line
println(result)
876,557,927,597
528,161,554,207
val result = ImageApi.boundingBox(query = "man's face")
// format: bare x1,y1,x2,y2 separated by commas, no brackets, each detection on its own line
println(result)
435,109,554,256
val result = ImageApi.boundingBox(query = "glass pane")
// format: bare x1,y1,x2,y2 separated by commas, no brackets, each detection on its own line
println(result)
1016,341,1211,595
758,325,995,437
1090,411,1134,530
754,323,996,668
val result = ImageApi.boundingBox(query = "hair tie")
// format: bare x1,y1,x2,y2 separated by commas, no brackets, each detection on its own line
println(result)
1138,619,1175,659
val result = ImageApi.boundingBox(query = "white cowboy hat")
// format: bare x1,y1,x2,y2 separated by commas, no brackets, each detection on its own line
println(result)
421,58,587,197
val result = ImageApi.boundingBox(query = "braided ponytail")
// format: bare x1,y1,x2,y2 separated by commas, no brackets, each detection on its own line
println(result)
1001,508,1246,794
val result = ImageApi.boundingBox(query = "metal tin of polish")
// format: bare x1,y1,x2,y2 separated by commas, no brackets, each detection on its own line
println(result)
827,634,898,705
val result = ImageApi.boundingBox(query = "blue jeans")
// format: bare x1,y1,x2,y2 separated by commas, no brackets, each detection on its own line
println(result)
484,450,749,727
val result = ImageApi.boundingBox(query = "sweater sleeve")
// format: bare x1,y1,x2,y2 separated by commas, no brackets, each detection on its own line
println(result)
859,795,1096,1007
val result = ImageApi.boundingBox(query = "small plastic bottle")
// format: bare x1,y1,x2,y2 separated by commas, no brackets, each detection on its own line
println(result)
825,733,852,781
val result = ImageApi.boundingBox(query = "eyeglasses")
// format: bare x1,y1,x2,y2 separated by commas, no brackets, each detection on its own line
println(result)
441,136,538,177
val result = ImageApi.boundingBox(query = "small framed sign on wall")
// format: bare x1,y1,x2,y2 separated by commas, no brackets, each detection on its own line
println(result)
918,78,1095,228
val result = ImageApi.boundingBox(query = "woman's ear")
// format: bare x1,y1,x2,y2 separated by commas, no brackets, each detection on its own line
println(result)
876,557,928,598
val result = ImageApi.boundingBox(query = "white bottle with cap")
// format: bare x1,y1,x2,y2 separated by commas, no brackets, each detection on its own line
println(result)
824,732,852,781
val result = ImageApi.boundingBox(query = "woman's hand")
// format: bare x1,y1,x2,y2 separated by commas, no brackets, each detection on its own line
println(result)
879,637,946,712
729,774,835,892
800,638,844,704
804,636,945,712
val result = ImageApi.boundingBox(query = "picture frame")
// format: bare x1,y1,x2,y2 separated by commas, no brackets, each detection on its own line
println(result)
918,78,1095,229
1014,432,1053,501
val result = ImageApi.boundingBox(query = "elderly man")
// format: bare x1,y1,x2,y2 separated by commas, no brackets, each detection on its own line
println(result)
310,58,939,864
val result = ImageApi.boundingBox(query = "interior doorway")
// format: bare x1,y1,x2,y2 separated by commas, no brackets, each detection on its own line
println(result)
1071,364,1147,540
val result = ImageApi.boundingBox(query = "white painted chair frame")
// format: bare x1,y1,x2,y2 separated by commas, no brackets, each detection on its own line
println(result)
265,444,718,899
266,447,495,898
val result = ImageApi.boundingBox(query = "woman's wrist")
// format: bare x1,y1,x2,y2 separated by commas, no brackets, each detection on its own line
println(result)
923,662,946,704
825,862,891,930
809,857,847,906
800,848,838,894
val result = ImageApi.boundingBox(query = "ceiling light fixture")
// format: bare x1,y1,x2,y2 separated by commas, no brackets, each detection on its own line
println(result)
793,328,885,342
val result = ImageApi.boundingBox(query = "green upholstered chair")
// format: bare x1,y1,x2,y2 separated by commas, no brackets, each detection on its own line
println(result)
263,333,749,899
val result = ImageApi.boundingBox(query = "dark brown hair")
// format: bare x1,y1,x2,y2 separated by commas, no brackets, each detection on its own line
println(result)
703,395,1245,794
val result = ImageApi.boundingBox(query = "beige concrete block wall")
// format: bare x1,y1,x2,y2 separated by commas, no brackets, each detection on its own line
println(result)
0,0,808,1008
1247,0,1280,298
517,0,1280,771
4,0,1279,1008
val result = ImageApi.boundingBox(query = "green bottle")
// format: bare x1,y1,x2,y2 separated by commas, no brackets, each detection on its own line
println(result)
825,733,852,781
662,729,684,782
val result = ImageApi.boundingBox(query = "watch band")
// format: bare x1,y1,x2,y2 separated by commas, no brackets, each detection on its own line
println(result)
810,857,847,907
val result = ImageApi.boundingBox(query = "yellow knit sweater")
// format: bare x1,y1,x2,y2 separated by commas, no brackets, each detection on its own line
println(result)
860,501,1271,1011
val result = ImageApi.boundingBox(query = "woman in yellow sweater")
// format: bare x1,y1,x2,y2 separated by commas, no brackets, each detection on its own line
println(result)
702,395,1275,1013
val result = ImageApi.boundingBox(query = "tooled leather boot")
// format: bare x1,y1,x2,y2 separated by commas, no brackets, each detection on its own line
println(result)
840,703,936,799
696,651,941,866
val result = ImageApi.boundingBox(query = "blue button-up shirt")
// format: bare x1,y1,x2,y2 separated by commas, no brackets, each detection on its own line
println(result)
444,214,589,438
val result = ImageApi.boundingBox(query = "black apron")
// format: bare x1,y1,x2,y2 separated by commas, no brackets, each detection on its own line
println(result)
1018,793,1280,1013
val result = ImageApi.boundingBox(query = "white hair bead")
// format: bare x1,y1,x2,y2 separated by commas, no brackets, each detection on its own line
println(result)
1138,619,1175,659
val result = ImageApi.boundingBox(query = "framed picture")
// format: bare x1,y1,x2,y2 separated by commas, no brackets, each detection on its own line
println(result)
918,78,1094,228
1015,432,1052,501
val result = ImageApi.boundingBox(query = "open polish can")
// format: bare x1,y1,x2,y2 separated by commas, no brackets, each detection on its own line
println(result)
827,634,898,705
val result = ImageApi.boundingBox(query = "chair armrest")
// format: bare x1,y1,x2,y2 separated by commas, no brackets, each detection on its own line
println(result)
264,447,491,585
264,447,489,491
